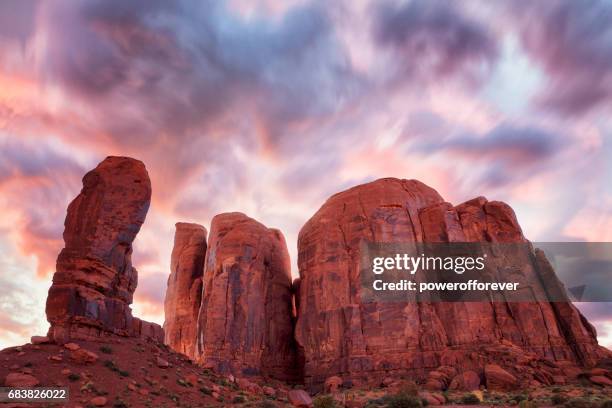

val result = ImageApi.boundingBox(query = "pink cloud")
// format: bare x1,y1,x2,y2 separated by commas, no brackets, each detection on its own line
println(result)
0,0,610,351
0,137,86,276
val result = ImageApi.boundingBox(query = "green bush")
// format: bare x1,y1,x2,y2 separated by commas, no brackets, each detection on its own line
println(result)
514,395,528,403
387,394,423,408
519,400,538,408
563,398,598,408
68,373,81,382
461,393,480,405
112,399,128,408
99,345,113,354
232,395,247,404
364,397,387,407
314,395,337,408
552,395,568,405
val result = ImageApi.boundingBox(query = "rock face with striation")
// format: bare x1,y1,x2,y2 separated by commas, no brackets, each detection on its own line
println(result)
164,223,207,357
295,177,609,389
195,212,299,381
46,156,163,343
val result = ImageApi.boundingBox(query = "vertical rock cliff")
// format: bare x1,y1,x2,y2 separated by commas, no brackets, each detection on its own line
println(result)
195,212,299,381
164,222,207,358
295,178,607,389
45,156,163,343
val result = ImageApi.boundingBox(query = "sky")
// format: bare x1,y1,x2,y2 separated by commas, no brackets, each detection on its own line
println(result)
0,0,611,350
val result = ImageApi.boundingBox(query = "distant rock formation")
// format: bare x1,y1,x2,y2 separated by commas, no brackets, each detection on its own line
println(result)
45,156,163,343
164,223,207,357
194,212,299,381
295,177,609,389
43,156,611,390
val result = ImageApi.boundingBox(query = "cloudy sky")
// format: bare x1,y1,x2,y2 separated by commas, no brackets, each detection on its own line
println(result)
0,0,611,350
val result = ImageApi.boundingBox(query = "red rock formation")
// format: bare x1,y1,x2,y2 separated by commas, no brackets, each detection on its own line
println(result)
195,212,299,380
45,156,163,343
295,177,609,389
164,222,207,357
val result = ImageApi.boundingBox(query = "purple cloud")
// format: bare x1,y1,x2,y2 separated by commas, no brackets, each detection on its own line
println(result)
0,0,38,44
410,123,565,189
438,125,561,164
38,0,360,143
512,0,612,115
372,0,498,82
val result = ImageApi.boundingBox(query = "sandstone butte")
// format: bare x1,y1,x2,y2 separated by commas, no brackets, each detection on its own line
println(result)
44,156,610,393
45,156,163,343
294,177,611,390
164,222,208,357
193,212,300,381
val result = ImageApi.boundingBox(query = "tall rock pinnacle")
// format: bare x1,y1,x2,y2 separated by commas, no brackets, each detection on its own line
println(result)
45,156,163,343
195,212,299,380
164,222,207,358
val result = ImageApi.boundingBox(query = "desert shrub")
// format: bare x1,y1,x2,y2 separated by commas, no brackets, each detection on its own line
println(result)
103,359,128,377
364,397,387,407
216,378,229,386
387,394,423,408
563,398,598,408
519,400,538,408
68,373,81,382
442,390,455,404
461,393,480,405
99,345,113,354
513,394,528,402
314,395,337,408
103,360,116,370
199,386,212,395
232,395,247,403
552,395,568,405
112,399,129,408
258,402,277,408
